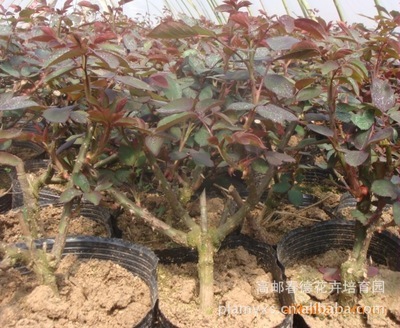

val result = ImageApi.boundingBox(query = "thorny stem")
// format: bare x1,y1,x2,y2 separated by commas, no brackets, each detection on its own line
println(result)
51,125,94,264
108,187,188,246
144,147,198,231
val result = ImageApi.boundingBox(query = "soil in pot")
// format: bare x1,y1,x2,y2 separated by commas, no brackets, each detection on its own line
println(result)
0,205,110,244
0,254,151,328
284,249,400,327
158,246,286,328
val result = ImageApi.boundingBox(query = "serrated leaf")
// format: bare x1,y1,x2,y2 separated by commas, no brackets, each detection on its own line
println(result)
156,98,194,114
44,48,85,68
371,179,397,199
273,181,291,193
343,150,369,167
266,36,300,51
145,135,164,156
156,112,196,132
59,188,82,203
307,124,334,137
264,74,295,98
265,151,295,166
321,61,339,75
351,110,374,130
115,75,154,91
231,132,267,149
83,191,102,206
118,145,141,166
227,102,255,111
72,172,91,193
0,94,40,111
371,78,396,112
393,201,400,226
0,129,21,140
297,86,322,101
43,106,73,123
256,104,297,124
95,180,113,191
294,18,327,40
188,149,213,167
194,128,209,147
288,189,303,206
148,21,215,39
368,128,393,145
70,110,88,124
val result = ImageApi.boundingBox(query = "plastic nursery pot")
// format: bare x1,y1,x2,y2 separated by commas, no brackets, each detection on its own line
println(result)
11,159,60,209
9,140,46,160
154,233,295,328
276,220,400,270
17,236,159,328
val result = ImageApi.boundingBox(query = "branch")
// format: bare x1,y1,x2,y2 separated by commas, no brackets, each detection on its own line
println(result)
108,187,189,247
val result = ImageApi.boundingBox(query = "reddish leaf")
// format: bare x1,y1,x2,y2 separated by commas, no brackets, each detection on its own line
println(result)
230,132,267,149
149,74,169,89
148,21,215,39
319,267,341,281
230,12,250,28
265,152,295,166
78,1,100,11
307,124,334,137
295,78,315,90
93,31,117,44
371,78,396,112
215,4,235,13
294,18,327,40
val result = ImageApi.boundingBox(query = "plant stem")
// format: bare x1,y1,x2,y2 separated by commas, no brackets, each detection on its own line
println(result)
108,187,188,246
52,125,93,263
198,189,214,313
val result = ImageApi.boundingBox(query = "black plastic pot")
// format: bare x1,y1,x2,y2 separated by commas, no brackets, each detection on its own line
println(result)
154,233,295,328
17,236,159,328
277,220,400,270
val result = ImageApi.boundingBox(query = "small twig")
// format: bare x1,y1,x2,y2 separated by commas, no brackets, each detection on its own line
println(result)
298,194,333,214
263,210,321,228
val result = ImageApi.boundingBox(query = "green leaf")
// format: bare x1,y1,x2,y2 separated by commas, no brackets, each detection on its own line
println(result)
368,128,393,145
148,21,215,39
264,74,295,98
156,112,196,132
118,145,141,166
72,172,91,193
44,48,85,68
156,98,194,114
44,65,76,83
227,102,255,111
297,86,322,101
351,110,374,130
273,181,291,193
266,36,299,51
371,179,397,200
145,135,164,156
393,201,400,226
0,129,21,140
189,149,213,167
288,188,303,206
256,104,297,124
307,124,334,137
321,61,339,75
371,78,396,112
59,188,82,203
194,128,210,147
0,94,40,111
95,180,113,192
336,103,355,123
251,158,268,174
43,106,73,123
343,150,369,167
83,191,102,206
115,75,154,91
351,209,367,224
